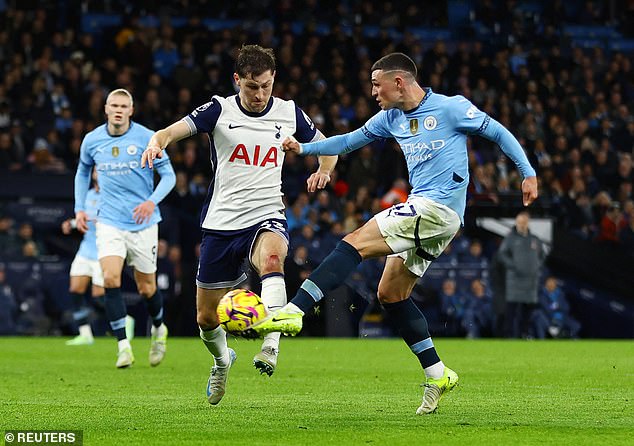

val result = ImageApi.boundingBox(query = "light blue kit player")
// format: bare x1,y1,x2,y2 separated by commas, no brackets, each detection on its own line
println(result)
63,172,103,346
74,89,176,369
252,53,539,415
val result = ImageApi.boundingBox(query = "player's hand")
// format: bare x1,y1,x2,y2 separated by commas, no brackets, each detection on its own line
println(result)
281,137,302,154
133,200,155,224
141,142,164,169
61,219,72,235
306,171,331,193
521,176,538,206
75,211,89,233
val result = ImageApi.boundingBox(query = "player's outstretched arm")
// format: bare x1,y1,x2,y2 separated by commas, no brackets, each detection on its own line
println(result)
478,117,538,206
283,127,375,157
306,133,338,193
142,120,191,169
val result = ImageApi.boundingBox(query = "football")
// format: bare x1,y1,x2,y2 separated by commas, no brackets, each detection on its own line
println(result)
216,289,267,334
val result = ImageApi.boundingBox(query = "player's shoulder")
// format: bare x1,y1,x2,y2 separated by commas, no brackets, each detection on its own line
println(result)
432,92,471,106
130,121,155,136
269,96,298,115
83,123,108,141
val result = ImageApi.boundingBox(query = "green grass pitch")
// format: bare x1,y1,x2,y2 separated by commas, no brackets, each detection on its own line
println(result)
1,337,632,445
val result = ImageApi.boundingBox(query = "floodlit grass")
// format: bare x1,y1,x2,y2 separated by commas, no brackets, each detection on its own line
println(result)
1,337,632,445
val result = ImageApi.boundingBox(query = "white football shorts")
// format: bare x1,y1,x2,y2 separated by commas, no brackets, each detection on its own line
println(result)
69,254,104,287
374,196,461,277
96,222,158,274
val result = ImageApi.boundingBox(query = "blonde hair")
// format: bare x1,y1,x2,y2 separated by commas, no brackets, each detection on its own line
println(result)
106,88,134,106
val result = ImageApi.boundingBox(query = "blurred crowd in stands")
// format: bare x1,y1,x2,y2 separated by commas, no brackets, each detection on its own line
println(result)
1,1,632,337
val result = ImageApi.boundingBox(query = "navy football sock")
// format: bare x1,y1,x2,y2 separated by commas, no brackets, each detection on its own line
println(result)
382,298,441,368
104,287,127,341
70,292,89,326
145,289,164,328
291,240,362,313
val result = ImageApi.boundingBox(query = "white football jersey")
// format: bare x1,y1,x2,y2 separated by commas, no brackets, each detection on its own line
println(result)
183,95,318,230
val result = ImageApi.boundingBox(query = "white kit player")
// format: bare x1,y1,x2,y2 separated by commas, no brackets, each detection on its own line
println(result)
142,45,337,405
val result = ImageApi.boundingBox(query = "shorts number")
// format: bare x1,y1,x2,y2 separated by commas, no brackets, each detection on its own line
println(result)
387,203,416,218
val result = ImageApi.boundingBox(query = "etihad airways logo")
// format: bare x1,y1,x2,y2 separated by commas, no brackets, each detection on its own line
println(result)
400,139,446,163
96,161,139,173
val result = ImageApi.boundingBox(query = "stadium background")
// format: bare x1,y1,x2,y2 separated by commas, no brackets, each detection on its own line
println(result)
0,0,632,339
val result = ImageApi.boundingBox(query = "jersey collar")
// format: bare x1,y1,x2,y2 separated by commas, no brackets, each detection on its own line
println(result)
235,95,274,117
106,121,134,137
404,88,432,114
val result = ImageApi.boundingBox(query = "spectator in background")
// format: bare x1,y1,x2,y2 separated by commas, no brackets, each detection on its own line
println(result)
462,279,494,338
498,211,545,338
533,276,580,339
439,278,466,336
595,201,626,245
0,215,21,257
16,222,46,257
0,266,17,335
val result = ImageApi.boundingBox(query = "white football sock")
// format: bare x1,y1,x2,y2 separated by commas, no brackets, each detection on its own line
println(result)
424,361,445,379
79,324,93,339
117,338,131,352
260,275,286,350
200,326,230,368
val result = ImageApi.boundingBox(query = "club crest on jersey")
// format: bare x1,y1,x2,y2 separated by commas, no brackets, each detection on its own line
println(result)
423,116,437,131
409,119,419,135
229,144,278,167
126,145,138,155
112,146,120,157
275,124,282,139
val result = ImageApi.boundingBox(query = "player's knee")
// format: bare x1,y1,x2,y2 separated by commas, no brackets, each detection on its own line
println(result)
261,254,282,274
69,284,86,294
138,282,156,298
377,286,407,304
197,310,218,329
102,273,121,289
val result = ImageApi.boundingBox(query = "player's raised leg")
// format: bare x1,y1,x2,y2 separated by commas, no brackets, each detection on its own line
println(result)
250,231,288,376
101,255,134,368
247,219,388,337
198,286,236,405
378,257,458,414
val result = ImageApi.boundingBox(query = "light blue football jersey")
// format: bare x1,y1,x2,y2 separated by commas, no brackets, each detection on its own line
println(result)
302,89,535,223
74,122,175,231
77,188,99,261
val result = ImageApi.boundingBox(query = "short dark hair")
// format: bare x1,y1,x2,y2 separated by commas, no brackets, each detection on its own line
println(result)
235,44,276,78
371,53,417,78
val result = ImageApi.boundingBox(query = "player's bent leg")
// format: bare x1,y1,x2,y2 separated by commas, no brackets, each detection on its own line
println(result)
378,257,457,414
250,231,288,375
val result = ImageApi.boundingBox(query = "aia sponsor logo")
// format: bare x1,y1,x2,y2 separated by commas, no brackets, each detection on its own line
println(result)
229,144,278,167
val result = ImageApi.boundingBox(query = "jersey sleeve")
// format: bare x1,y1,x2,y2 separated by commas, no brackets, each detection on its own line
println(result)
183,98,222,135
74,136,95,213
362,111,392,139
448,96,488,134
294,105,318,143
